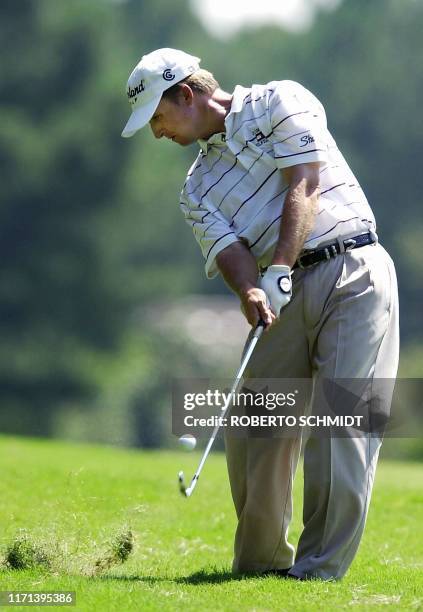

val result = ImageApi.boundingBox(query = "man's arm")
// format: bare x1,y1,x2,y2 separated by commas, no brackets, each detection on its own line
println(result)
216,162,320,328
216,242,275,328
271,161,320,267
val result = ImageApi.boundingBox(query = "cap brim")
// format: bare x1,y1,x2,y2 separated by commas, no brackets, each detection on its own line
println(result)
121,94,160,138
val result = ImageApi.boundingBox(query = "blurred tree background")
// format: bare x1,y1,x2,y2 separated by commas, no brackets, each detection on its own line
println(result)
0,0,421,455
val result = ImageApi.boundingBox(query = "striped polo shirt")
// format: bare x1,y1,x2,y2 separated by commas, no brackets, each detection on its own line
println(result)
180,80,376,278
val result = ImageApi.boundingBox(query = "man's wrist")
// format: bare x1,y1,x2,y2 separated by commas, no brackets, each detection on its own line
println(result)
271,255,296,268
237,280,259,298
260,265,293,317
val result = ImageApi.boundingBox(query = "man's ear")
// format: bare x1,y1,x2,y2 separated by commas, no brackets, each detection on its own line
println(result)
179,83,194,106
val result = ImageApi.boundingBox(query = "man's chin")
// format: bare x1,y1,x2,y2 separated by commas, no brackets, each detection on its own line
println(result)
173,136,196,147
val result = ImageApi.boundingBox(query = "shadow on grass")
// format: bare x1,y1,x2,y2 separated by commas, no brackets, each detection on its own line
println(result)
176,569,247,585
95,568,253,585
95,574,167,585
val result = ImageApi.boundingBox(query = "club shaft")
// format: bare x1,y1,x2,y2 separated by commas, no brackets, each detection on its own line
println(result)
185,321,264,495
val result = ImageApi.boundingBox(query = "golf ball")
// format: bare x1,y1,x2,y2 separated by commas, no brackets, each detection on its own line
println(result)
178,434,197,451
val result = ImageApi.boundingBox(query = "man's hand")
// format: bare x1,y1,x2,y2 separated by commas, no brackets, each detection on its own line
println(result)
260,264,292,317
216,241,278,329
240,286,276,328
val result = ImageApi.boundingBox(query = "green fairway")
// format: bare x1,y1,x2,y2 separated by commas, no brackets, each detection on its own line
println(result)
0,436,422,611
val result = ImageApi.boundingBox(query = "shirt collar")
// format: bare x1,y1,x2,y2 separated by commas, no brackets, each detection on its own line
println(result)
197,85,251,153
198,132,227,153
228,85,251,115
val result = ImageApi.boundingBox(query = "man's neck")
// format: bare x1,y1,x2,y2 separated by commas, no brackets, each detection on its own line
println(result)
201,88,233,139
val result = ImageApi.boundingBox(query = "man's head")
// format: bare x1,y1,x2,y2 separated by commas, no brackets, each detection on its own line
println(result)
121,48,220,144
149,69,221,146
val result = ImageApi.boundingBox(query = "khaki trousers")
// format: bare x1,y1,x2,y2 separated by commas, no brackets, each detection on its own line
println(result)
224,243,399,580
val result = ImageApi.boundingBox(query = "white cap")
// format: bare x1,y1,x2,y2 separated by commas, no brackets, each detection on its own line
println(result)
121,48,201,138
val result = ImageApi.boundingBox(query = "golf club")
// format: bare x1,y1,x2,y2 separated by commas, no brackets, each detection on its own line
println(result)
178,319,265,498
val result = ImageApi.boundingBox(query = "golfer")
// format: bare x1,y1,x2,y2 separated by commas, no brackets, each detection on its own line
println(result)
122,48,399,580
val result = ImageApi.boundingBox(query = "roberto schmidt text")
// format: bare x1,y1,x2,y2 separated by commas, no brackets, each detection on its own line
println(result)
183,415,365,428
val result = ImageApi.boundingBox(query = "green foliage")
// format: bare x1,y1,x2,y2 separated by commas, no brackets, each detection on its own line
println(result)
0,0,422,445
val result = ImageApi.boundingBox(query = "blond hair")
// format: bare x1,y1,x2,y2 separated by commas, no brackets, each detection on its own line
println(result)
162,69,220,100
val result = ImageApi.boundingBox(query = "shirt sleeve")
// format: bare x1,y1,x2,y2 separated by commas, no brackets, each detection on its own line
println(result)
268,81,329,169
180,193,239,279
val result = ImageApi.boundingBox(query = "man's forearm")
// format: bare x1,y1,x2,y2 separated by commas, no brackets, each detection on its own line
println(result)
216,241,274,327
271,165,320,268
216,241,259,297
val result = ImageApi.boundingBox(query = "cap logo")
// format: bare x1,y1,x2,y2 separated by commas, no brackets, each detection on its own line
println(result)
162,69,175,81
127,80,145,100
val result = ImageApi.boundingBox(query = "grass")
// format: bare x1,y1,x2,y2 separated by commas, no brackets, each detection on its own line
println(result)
0,435,422,611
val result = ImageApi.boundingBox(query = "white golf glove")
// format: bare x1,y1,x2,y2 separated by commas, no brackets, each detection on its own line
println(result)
260,264,292,317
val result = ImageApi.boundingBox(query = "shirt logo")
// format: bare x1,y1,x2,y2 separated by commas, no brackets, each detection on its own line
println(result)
300,134,315,147
251,127,269,146
163,69,175,81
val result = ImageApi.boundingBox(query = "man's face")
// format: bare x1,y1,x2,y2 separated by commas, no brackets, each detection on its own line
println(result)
149,92,201,146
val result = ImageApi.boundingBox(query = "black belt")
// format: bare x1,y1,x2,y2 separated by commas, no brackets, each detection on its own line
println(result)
293,232,376,270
